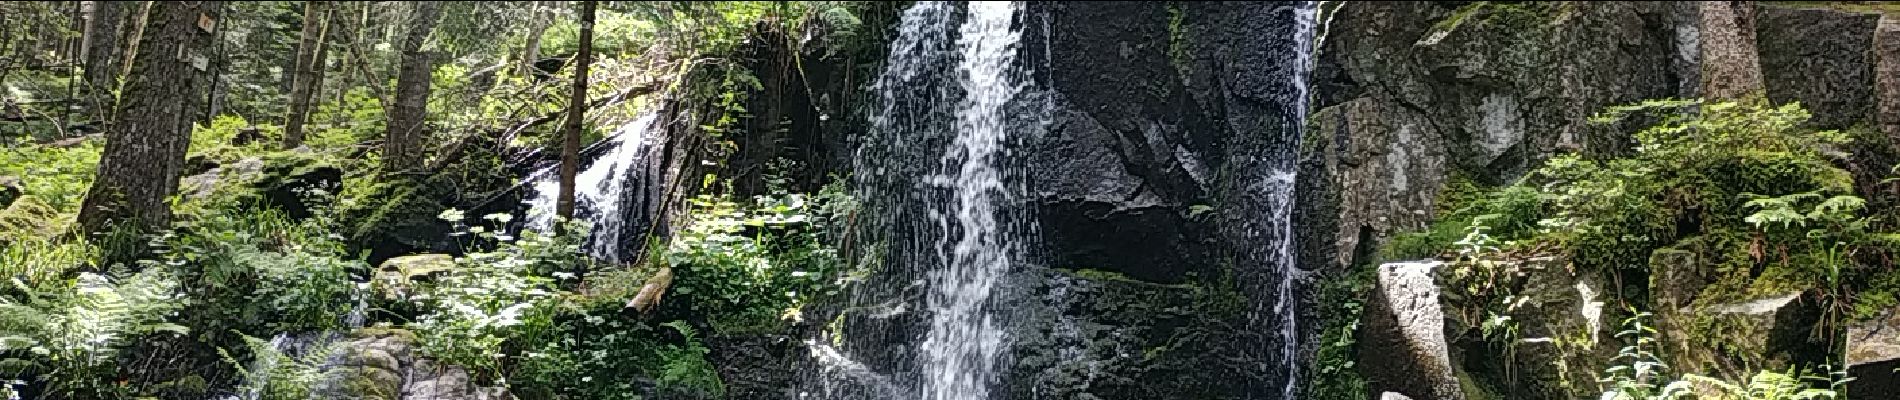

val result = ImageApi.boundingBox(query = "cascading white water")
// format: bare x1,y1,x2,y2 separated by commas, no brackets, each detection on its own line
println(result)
916,3,1027,400
1267,3,1318,399
524,112,659,262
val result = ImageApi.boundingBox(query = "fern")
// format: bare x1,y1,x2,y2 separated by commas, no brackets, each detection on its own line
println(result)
0,269,186,397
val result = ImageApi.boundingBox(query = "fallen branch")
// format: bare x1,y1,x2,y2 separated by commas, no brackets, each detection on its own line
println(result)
501,81,663,140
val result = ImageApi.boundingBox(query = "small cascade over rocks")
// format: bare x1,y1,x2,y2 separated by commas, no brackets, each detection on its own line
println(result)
522,111,662,262
224,285,369,400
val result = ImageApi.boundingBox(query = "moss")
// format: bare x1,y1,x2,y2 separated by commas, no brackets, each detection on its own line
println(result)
1853,269,1900,320
335,366,402,400
1428,2,1488,37
1166,2,1193,80
1457,368,1502,400
1058,267,1189,288
1765,1,1900,15
349,326,419,343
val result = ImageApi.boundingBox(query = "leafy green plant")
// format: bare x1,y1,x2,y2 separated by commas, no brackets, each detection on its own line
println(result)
653,320,724,397
0,269,188,399
219,333,341,400
412,211,579,379
1305,267,1371,400
665,182,853,335
1599,311,1847,400
1601,311,1675,399
0,138,101,215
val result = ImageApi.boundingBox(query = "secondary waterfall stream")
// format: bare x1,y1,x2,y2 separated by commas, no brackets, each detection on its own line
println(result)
523,112,661,262
1270,3,1317,398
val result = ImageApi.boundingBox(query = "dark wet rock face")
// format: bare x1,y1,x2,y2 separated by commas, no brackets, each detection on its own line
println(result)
1756,6,1880,130
1030,0,1220,285
1004,269,1250,400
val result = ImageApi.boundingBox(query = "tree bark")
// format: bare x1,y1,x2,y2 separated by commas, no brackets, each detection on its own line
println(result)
332,2,371,126
118,1,153,85
84,1,126,98
78,0,222,235
557,0,596,225
520,1,549,79
284,1,331,149
383,1,443,173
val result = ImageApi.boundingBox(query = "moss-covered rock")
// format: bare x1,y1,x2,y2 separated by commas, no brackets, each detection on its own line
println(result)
1002,267,1251,400
0,175,20,210
313,328,512,400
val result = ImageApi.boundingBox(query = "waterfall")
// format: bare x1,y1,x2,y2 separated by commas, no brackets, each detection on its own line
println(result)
1264,3,1319,399
918,2,1028,400
808,2,1035,399
523,111,660,262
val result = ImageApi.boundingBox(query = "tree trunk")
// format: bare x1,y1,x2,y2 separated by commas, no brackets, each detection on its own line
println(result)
383,1,443,173
84,1,125,99
284,1,331,149
78,0,222,235
332,2,370,126
118,1,153,85
520,1,549,79
556,0,596,225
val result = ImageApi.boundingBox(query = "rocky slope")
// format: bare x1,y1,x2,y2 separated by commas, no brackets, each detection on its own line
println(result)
1322,2,1900,399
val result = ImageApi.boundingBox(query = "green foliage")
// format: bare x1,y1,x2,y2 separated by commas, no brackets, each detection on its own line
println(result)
412,212,575,378
1600,312,1673,399
1379,184,1544,262
1374,99,1892,396
666,179,855,335
1389,100,1886,279
652,320,724,396
1599,312,1847,400
0,269,188,399
220,333,339,400
309,87,393,148
191,115,280,164
1305,267,1372,400
0,138,101,215
540,8,661,58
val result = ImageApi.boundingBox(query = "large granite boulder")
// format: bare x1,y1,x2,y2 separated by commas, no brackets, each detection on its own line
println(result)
1848,308,1900,399
1360,262,1464,400
314,328,513,400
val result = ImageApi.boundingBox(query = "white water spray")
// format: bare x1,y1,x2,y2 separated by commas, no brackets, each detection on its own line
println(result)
917,3,1027,400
